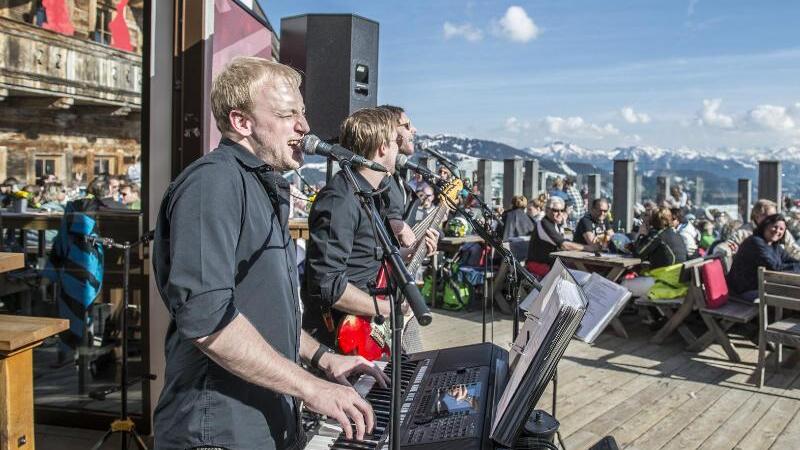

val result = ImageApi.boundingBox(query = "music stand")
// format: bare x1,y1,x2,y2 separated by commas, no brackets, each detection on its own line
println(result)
90,231,153,450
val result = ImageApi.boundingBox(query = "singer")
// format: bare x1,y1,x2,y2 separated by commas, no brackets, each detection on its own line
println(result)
303,108,438,350
151,57,387,450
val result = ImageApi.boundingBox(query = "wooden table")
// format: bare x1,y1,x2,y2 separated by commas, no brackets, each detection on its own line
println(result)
289,218,309,240
0,253,23,274
0,315,68,450
552,250,642,338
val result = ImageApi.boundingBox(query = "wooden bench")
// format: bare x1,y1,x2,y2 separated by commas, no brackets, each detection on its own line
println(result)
634,258,706,345
756,268,800,387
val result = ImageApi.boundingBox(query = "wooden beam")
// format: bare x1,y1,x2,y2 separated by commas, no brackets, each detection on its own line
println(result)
14,97,74,110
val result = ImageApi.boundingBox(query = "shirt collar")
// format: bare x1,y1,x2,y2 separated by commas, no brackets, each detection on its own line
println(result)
219,137,271,171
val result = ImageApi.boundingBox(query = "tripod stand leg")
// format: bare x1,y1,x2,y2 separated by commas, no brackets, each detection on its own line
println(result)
132,428,149,450
89,429,115,450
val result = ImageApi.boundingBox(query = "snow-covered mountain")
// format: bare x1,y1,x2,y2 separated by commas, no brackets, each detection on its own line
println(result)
415,134,800,202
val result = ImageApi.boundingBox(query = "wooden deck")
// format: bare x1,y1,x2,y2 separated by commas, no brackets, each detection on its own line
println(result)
420,308,800,450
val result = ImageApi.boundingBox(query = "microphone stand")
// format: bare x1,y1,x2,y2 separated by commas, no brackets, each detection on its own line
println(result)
427,176,541,341
336,159,431,450
89,230,154,450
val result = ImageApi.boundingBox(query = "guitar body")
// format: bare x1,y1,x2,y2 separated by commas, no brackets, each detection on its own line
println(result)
336,264,392,360
334,179,463,361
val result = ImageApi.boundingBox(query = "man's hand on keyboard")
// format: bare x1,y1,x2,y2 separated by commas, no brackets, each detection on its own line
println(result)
302,379,374,440
319,353,390,388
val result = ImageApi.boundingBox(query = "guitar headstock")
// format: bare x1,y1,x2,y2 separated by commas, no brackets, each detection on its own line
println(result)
437,178,464,206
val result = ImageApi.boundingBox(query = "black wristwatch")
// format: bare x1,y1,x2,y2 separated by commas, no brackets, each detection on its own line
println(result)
310,344,334,369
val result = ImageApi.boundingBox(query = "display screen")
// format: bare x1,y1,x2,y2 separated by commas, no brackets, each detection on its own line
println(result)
434,383,481,415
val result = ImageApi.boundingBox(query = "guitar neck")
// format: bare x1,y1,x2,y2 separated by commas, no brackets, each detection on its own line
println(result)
407,205,449,274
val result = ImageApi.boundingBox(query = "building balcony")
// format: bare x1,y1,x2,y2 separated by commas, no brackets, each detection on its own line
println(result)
0,17,141,113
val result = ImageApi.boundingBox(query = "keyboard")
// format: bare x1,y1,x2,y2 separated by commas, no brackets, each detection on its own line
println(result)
304,342,508,450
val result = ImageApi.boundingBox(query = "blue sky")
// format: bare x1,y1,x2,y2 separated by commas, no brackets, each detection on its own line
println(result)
257,0,800,152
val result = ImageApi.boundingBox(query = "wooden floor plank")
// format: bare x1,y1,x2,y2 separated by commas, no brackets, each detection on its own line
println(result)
769,407,800,449
697,369,799,450
735,369,800,450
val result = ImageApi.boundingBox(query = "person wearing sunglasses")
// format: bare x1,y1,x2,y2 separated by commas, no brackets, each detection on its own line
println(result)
573,198,614,246
525,196,600,278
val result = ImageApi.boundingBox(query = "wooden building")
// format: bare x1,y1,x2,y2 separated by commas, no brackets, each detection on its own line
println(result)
0,0,143,185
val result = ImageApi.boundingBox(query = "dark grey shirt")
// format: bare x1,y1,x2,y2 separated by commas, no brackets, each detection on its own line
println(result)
385,170,418,226
302,170,389,347
152,139,303,450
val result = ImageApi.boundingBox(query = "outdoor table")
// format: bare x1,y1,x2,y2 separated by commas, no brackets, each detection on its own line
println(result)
289,218,309,240
0,253,24,273
0,211,62,259
0,314,68,450
552,250,642,338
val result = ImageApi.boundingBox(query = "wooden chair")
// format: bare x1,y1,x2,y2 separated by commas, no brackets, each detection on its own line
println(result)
687,258,758,362
635,257,706,345
756,268,800,387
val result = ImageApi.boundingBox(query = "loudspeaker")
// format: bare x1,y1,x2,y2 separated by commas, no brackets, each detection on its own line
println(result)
280,14,379,141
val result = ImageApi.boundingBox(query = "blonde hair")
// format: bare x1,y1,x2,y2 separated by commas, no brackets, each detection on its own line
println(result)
340,108,396,159
750,198,778,223
512,195,528,209
210,57,302,135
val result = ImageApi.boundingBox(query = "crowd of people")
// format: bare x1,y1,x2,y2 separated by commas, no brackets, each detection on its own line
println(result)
0,171,142,212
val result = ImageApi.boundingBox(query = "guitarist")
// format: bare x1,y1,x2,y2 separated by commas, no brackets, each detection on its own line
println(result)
303,108,438,350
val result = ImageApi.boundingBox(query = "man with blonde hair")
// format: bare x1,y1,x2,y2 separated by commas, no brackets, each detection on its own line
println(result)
152,57,386,450
304,108,437,353
713,198,800,269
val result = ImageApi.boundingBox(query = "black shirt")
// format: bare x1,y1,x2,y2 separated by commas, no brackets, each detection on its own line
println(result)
727,235,800,295
633,227,688,269
526,217,566,264
152,139,303,450
385,170,418,226
499,208,535,241
303,170,390,347
573,213,611,245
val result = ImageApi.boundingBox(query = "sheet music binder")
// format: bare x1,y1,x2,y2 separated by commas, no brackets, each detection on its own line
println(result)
490,259,587,448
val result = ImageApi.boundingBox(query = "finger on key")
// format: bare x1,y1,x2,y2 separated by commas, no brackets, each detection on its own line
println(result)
345,403,366,440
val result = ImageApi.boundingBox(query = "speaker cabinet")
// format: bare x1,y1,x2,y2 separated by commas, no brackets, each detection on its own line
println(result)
280,14,379,141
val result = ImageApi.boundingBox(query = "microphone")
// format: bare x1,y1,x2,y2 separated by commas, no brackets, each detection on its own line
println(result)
395,154,441,181
301,134,388,173
421,146,459,173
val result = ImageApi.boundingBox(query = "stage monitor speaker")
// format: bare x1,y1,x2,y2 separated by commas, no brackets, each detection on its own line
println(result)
280,14,379,141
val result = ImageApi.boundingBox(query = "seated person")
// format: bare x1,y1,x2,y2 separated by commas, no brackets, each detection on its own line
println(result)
622,207,688,298
574,198,614,246
499,195,535,240
525,196,598,278
727,214,800,302
526,198,544,222
713,199,800,270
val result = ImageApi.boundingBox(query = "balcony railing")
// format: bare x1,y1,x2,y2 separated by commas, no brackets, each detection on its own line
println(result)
0,17,141,109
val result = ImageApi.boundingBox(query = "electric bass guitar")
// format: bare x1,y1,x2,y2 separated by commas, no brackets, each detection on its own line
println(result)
336,179,463,360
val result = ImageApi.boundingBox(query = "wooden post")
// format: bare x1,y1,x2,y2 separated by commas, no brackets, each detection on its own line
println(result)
656,176,670,204
758,160,782,211
738,178,752,222
587,174,601,201
503,159,523,208
694,176,704,206
538,170,547,195
477,159,493,205
612,159,635,232
523,160,539,200
635,174,644,204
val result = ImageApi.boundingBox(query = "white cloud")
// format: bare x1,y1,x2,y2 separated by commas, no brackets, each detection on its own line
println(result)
493,6,539,43
620,106,651,124
747,104,796,131
504,116,531,134
543,116,619,139
697,98,734,128
443,22,483,42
